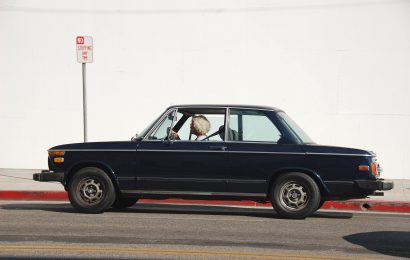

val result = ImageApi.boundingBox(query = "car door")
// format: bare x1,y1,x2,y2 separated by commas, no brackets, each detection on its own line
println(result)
224,108,305,197
135,108,229,194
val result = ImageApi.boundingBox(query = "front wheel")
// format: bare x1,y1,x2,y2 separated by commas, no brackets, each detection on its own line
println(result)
271,173,321,219
68,167,116,214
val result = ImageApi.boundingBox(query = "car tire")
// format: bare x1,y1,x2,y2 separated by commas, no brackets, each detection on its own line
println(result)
271,172,321,219
112,196,138,209
68,167,116,214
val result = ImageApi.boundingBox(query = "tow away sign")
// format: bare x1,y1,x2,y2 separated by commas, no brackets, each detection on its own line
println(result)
76,36,93,63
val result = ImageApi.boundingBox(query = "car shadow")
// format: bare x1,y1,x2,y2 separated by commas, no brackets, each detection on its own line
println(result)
343,231,410,258
0,202,353,219
114,203,353,219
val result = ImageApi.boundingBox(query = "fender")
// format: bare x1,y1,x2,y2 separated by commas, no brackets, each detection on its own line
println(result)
65,160,120,189
267,167,330,196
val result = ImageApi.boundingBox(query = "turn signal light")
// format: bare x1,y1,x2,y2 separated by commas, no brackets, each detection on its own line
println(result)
53,157,64,163
358,165,370,171
371,162,379,177
48,150,65,157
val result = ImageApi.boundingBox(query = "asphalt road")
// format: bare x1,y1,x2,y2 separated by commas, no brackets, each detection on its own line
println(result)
0,201,409,259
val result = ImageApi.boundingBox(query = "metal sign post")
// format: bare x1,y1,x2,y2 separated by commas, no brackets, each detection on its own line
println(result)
82,63,87,142
76,36,93,142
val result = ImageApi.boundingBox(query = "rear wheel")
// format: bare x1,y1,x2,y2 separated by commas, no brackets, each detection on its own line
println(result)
68,167,116,214
271,172,321,219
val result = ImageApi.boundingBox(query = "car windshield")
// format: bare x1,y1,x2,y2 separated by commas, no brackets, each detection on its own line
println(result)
133,113,165,140
277,112,314,144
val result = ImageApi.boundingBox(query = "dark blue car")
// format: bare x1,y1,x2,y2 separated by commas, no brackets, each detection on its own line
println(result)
33,104,393,219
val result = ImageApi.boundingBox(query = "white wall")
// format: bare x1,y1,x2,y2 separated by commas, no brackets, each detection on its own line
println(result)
1,0,409,179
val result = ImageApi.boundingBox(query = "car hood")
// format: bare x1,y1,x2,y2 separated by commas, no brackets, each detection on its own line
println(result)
49,141,137,151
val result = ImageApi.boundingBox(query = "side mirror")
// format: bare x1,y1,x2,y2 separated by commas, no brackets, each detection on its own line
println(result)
131,134,140,142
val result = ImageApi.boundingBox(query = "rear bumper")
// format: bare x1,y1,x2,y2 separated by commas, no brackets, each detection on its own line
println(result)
33,170,64,182
355,179,394,191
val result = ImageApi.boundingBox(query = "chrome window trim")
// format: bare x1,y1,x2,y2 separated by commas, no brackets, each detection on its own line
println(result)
142,140,279,145
224,108,230,142
172,105,278,113
142,140,225,144
121,190,266,197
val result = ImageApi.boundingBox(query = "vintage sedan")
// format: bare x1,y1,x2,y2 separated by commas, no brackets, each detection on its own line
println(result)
33,104,393,219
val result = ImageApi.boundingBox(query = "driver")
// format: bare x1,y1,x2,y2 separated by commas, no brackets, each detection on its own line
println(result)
190,115,211,141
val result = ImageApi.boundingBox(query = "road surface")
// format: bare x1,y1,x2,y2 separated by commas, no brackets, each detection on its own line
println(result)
0,201,409,259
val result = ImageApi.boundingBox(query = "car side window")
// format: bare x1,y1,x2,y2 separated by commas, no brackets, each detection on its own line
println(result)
148,110,176,140
228,109,281,142
170,108,226,141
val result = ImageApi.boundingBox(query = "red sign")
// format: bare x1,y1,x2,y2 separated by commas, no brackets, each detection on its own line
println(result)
76,36,84,45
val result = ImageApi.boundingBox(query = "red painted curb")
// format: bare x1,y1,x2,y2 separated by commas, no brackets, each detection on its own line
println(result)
1,190,409,213
0,191,68,201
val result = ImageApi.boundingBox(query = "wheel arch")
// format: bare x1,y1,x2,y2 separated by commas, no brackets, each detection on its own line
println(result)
267,168,330,198
65,161,120,193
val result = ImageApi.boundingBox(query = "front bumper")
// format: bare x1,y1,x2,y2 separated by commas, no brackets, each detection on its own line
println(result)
355,179,394,191
33,170,64,182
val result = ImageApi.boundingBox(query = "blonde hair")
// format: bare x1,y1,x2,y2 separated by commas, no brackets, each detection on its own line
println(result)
191,115,211,135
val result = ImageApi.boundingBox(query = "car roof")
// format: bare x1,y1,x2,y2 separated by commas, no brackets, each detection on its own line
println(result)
166,104,283,112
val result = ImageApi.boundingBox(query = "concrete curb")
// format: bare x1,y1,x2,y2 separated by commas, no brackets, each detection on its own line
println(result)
1,190,409,213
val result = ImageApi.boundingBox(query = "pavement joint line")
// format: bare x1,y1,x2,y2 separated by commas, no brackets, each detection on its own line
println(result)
0,174,33,180
0,245,379,260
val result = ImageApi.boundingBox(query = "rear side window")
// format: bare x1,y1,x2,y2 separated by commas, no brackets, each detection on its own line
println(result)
228,109,281,142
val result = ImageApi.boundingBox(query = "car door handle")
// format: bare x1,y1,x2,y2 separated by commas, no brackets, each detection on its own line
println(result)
209,146,227,151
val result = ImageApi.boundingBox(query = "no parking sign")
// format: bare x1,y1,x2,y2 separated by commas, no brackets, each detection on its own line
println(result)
76,36,93,63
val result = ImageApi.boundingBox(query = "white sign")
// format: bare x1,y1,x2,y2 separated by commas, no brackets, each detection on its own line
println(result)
76,36,93,63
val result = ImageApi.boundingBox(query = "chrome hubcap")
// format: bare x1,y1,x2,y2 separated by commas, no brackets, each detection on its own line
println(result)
279,182,308,211
78,178,104,205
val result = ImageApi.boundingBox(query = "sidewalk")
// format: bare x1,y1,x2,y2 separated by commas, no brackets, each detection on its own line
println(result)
1,168,409,213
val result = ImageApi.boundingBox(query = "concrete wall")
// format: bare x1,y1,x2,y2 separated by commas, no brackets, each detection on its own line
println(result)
1,0,409,179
